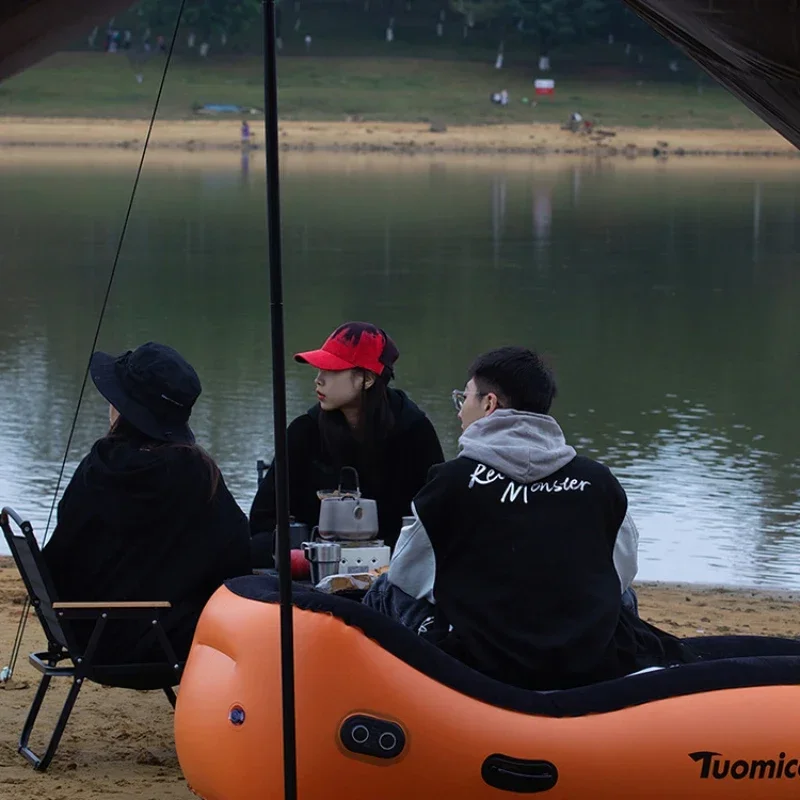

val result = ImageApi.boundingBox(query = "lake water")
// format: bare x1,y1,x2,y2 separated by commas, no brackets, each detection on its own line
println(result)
1,150,799,588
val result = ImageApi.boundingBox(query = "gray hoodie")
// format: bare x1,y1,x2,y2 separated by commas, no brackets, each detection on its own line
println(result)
388,409,639,602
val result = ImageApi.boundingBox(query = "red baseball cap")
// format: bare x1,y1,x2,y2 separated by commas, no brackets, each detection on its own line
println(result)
294,322,399,376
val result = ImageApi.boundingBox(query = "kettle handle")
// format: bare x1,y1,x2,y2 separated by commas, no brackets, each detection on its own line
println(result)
338,466,361,496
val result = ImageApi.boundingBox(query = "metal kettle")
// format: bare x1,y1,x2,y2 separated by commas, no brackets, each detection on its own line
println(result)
316,467,379,541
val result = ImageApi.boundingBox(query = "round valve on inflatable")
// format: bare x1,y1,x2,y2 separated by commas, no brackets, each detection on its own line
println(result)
339,714,406,759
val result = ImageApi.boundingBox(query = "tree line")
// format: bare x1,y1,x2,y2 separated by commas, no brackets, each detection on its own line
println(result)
106,0,667,59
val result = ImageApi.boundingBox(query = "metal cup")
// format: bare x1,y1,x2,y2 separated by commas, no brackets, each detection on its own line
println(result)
301,541,342,585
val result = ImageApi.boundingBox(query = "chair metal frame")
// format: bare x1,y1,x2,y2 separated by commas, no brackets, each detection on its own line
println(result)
1,506,183,771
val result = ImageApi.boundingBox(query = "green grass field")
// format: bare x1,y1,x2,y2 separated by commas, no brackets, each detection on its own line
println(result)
0,52,766,129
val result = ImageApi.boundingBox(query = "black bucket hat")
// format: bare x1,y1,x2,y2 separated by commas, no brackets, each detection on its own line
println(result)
90,342,201,444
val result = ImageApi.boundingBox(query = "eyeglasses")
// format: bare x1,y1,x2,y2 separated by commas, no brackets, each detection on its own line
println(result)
452,389,486,412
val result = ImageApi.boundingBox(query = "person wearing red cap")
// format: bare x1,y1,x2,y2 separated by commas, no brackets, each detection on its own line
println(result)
249,322,444,567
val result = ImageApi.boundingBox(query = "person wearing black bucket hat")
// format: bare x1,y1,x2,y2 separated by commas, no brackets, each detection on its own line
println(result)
43,342,251,668
89,342,201,444
249,322,445,568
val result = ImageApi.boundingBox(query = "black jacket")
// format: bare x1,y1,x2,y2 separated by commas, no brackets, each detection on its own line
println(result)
413,452,694,689
42,436,251,664
249,388,444,560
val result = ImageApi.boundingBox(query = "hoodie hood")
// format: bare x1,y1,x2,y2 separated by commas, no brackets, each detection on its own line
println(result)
457,409,576,483
75,436,211,529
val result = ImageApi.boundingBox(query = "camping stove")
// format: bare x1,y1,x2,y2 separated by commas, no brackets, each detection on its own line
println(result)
337,540,391,574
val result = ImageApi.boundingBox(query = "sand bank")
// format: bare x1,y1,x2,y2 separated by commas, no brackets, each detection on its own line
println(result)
0,116,796,159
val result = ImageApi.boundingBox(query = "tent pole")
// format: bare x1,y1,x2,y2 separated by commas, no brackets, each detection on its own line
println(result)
262,2,297,798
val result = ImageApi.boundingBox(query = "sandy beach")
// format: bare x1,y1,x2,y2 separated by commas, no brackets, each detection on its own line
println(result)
1,556,800,799
0,116,796,158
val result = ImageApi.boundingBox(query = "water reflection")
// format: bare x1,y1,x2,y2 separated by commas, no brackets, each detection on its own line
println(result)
1,153,800,588
532,183,553,247
491,175,506,268
752,181,761,264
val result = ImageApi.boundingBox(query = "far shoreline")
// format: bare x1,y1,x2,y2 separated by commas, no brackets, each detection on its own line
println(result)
1,116,798,160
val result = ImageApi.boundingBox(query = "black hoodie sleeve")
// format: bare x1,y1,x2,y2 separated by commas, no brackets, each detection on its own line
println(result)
411,460,460,551
249,461,277,537
603,466,629,546
249,414,316,536
41,458,93,601
206,473,252,585
406,415,445,495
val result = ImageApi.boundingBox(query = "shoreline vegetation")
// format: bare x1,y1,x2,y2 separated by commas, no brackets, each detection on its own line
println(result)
0,54,797,159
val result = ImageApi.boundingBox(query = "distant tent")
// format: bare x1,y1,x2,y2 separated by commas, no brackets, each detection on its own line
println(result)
0,0,799,152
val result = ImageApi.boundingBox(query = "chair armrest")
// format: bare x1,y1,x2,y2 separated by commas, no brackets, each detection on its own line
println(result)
52,601,171,609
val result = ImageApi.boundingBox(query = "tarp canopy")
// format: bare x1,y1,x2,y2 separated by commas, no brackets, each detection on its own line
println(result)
623,0,800,151
0,0,135,83
1,0,799,152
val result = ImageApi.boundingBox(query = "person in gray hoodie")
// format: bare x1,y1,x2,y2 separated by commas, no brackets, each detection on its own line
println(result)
364,346,694,690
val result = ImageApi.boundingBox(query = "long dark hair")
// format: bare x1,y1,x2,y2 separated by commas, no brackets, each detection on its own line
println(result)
106,416,221,499
318,369,395,480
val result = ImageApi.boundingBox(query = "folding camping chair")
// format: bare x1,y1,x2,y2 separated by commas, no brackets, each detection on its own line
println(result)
1,507,183,771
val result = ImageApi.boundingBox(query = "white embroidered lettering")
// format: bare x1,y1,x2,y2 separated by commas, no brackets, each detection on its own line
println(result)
468,463,506,488
468,464,589,503
495,476,592,504
501,482,525,503
524,477,591,496
468,463,486,488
